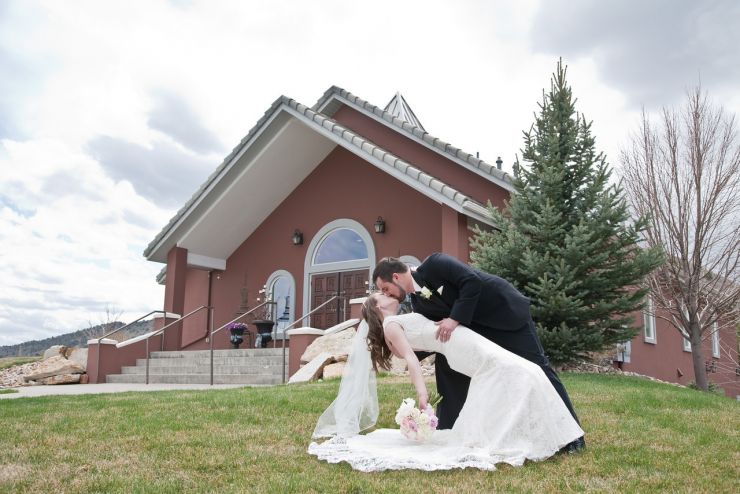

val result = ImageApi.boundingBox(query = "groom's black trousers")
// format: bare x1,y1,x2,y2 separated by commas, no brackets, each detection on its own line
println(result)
419,319,580,431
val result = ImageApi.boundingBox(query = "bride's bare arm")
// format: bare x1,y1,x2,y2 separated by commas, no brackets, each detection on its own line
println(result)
384,321,428,409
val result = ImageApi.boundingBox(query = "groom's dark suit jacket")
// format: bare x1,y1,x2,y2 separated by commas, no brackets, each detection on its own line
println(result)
411,253,531,333
410,252,579,430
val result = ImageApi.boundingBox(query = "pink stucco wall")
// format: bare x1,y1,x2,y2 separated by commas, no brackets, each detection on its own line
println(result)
622,310,739,398
211,145,444,332
156,110,513,373
332,105,510,211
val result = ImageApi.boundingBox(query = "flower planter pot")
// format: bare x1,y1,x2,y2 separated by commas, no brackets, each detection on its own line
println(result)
253,320,274,348
228,325,248,349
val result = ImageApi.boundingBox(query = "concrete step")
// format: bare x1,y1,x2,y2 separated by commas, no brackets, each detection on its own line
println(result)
106,373,285,385
121,364,288,375
107,348,290,385
136,357,286,367
149,348,286,359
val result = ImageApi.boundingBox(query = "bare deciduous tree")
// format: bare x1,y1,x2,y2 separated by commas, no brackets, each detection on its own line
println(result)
620,87,740,391
83,305,124,342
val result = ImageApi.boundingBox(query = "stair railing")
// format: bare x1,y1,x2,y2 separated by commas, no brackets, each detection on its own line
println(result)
145,305,213,384
208,301,275,385
94,310,181,386
279,293,345,384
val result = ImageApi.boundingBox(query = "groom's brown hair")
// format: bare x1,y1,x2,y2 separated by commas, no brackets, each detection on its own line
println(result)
372,257,409,283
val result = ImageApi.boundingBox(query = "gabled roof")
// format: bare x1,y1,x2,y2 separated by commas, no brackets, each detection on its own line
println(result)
144,89,502,264
313,86,514,192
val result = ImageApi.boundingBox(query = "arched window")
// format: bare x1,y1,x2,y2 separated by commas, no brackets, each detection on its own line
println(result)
266,270,295,339
313,228,369,265
303,219,376,316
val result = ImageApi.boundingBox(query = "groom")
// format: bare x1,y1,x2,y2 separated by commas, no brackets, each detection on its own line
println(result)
373,253,585,452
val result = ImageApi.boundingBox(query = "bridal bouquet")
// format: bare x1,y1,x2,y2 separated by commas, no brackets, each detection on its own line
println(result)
394,392,443,442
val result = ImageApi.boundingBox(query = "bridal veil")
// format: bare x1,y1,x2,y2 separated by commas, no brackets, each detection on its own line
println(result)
312,320,378,439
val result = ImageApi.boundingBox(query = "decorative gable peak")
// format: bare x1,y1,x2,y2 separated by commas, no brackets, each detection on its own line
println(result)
384,92,425,132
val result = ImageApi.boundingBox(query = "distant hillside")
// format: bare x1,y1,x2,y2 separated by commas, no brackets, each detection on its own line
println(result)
0,320,154,357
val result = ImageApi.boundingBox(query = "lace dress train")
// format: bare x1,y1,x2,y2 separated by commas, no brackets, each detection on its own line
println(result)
308,313,583,472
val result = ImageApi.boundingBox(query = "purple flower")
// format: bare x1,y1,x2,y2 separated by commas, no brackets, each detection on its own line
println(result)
226,322,249,331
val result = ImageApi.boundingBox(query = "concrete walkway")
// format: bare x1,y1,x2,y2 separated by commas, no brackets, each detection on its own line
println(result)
0,383,251,400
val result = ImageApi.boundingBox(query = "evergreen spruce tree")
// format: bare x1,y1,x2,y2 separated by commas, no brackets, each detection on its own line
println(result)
470,60,663,364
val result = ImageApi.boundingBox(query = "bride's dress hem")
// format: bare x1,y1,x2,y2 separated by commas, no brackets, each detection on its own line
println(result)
307,429,575,473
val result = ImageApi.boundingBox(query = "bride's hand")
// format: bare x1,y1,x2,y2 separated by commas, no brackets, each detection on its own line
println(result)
418,390,429,410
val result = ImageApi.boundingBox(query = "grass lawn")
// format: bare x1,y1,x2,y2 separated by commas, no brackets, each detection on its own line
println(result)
0,373,738,493
0,356,42,371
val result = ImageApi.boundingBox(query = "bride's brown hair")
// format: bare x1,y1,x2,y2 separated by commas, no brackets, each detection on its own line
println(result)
362,295,393,372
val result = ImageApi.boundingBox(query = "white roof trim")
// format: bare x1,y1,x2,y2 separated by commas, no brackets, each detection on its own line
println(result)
146,92,501,261
187,253,226,271
281,104,496,227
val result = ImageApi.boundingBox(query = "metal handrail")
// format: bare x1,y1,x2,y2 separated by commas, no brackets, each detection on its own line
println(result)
93,309,179,385
145,305,213,384
209,301,276,385
281,294,345,384
96,310,179,343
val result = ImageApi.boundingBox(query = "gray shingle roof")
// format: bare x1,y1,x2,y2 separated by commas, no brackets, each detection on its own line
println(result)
312,86,513,190
144,90,499,260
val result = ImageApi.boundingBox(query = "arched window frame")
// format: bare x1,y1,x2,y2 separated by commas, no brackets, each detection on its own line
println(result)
399,255,421,267
265,269,295,339
302,219,375,317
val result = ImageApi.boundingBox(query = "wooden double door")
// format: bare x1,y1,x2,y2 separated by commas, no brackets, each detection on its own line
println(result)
310,269,368,329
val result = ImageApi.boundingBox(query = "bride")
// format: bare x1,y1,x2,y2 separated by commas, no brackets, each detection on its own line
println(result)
308,293,584,472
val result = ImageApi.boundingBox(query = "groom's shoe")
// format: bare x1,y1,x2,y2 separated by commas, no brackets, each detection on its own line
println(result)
561,436,586,454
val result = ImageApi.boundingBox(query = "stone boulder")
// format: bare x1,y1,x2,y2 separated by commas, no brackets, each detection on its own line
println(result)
37,374,81,385
67,348,88,371
322,362,346,380
23,356,84,382
388,354,436,376
288,352,333,384
301,328,356,364
43,345,69,360
389,356,408,375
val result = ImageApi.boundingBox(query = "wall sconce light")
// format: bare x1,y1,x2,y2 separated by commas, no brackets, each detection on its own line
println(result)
292,229,303,245
374,216,386,234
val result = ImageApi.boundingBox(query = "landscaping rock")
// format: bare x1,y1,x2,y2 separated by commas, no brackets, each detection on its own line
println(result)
37,373,81,385
23,356,84,382
43,345,68,360
322,362,346,380
289,352,333,384
389,356,408,375
301,328,356,364
0,360,44,387
67,348,88,371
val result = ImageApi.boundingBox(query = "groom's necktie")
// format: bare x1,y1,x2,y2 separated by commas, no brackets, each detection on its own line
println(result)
398,294,414,314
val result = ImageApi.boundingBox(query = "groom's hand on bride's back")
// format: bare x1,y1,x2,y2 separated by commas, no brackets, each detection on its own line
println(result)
435,318,459,342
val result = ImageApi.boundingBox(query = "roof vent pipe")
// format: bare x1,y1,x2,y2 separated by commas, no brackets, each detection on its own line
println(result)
496,157,503,170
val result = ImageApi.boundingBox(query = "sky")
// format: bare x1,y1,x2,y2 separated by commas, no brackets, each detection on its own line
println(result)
1,0,738,346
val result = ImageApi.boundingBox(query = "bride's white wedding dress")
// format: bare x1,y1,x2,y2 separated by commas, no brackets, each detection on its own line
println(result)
308,313,584,472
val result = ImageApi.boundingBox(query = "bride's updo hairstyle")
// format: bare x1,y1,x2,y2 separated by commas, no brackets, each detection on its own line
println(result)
361,295,393,372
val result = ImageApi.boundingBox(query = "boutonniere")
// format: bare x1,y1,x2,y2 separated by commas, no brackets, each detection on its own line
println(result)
419,285,444,300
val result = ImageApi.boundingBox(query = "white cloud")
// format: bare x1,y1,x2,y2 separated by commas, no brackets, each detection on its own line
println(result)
0,139,168,345
0,0,736,345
